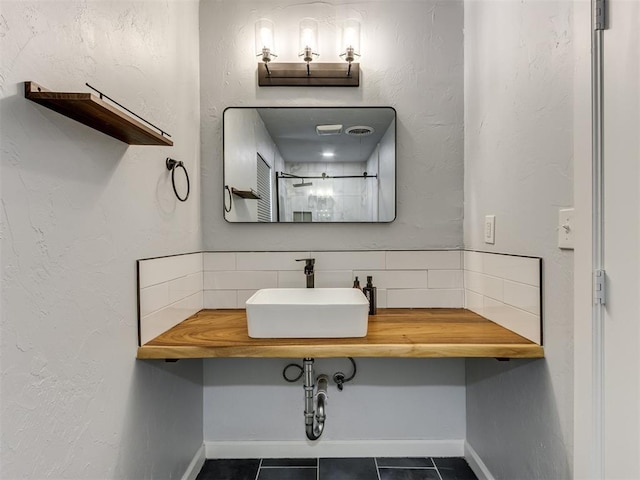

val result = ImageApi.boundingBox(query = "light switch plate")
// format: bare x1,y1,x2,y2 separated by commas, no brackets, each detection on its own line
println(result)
558,208,575,249
484,215,495,244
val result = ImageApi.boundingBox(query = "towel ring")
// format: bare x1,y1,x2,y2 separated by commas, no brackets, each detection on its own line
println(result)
166,158,190,202
224,185,233,213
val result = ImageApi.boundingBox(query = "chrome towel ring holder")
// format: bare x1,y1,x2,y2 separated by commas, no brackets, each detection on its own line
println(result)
166,157,190,202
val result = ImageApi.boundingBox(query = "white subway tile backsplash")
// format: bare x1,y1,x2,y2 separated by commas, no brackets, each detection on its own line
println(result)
480,274,503,301
483,297,540,344
310,251,386,271
203,290,238,309
236,252,310,271
140,291,203,345
483,254,540,287
353,270,429,289
315,271,354,288
463,271,482,295
503,280,540,315
138,249,542,346
463,250,541,345
276,270,357,288
430,290,464,308
169,272,203,304
376,289,388,308
428,270,463,289
139,252,202,288
204,271,278,290
386,250,462,270
463,250,484,273
464,271,503,301
139,282,170,317
138,253,204,343
277,271,307,288
387,289,463,308
465,290,484,316
204,252,236,271
237,290,259,308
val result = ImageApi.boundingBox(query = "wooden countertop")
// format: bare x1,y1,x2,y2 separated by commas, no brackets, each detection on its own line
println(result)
137,308,544,360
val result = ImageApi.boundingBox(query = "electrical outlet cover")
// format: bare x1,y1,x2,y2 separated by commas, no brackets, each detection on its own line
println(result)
484,215,495,244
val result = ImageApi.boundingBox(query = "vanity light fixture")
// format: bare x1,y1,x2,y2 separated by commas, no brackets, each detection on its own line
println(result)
299,18,319,74
256,18,360,87
255,19,277,75
340,19,361,76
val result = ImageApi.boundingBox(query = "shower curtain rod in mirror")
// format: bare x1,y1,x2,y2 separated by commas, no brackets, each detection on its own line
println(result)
277,172,378,180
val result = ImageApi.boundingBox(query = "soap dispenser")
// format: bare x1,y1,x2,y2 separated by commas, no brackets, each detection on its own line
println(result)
353,276,361,290
362,276,377,315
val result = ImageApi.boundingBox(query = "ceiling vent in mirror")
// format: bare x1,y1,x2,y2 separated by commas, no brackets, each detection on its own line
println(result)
345,125,375,136
316,124,343,136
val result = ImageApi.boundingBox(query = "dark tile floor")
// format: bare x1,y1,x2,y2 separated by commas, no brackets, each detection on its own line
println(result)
196,456,478,480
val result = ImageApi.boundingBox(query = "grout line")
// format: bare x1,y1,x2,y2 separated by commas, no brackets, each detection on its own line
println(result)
317,457,320,480
433,461,444,480
374,458,381,480
376,466,438,469
260,466,316,469
253,458,263,480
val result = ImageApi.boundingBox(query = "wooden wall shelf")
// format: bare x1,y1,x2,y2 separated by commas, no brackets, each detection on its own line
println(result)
137,308,544,360
24,81,173,146
231,188,261,199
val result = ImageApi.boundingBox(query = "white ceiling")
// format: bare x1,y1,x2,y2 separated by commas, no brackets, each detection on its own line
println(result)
256,107,395,164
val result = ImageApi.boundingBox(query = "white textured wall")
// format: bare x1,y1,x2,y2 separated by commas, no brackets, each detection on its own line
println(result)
223,108,279,222
378,119,396,222
201,0,464,250
366,145,379,221
204,358,465,442
463,1,575,478
200,0,466,447
0,1,203,478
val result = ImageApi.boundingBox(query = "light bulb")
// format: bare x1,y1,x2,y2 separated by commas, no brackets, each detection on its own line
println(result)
299,18,319,63
259,27,273,50
341,19,361,63
255,19,276,63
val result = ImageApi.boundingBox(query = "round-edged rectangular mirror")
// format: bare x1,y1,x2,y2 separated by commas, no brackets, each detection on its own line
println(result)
223,106,396,223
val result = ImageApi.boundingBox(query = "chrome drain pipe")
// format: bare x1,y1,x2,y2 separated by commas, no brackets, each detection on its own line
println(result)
303,358,328,441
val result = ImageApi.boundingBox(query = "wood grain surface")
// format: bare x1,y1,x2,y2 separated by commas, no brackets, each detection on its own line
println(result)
24,81,173,146
137,308,544,359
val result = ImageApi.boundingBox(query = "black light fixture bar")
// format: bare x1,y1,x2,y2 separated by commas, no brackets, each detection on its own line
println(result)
258,63,360,87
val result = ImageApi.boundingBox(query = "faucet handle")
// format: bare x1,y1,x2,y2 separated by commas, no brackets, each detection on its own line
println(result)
296,258,315,266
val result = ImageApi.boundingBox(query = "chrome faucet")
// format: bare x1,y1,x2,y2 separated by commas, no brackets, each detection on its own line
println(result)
296,258,315,288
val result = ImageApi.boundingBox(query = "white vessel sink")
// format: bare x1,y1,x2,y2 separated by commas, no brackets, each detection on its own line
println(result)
245,288,370,338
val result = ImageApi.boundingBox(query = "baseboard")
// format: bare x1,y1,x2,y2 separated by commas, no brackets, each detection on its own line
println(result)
205,439,464,459
181,444,206,480
465,441,495,480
